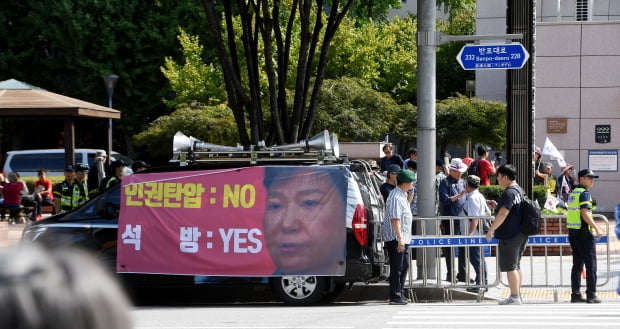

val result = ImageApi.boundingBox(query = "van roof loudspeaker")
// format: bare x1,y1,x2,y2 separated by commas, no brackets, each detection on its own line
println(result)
330,133,339,158
269,130,332,152
173,131,242,152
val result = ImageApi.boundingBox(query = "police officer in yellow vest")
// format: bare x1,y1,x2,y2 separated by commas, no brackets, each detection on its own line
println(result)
53,165,80,213
567,169,604,303
75,163,90,207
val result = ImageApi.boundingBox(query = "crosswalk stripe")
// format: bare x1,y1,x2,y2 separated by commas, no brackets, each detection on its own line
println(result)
382,303,620,329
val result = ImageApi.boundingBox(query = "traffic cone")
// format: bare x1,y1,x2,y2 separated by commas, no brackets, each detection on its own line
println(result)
582,266,586,279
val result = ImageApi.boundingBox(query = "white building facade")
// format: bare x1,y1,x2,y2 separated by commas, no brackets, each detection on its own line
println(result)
478,0,620,212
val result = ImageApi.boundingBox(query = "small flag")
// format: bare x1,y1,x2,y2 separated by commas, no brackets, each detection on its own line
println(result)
542,137,567,168
544,194,559,211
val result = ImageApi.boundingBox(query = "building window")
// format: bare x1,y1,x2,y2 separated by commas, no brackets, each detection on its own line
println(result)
576,0,589,21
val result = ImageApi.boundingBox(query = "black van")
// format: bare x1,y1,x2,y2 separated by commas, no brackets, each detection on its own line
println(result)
21,158,388,305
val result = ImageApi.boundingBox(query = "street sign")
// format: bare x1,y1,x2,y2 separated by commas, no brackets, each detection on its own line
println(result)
456,43,530,70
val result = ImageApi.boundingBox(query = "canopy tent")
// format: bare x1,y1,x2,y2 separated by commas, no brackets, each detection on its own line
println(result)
0,78,121,166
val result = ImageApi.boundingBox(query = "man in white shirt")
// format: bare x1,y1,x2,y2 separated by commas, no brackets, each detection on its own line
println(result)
462,175,490,292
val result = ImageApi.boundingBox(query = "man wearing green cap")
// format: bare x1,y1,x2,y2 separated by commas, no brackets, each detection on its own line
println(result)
381,169,415,305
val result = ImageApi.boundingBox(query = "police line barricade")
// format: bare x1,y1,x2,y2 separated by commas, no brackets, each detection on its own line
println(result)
408,215,499,302
517,214,610,300
407,215,611,302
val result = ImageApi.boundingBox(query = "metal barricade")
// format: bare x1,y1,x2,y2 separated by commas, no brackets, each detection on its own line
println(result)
407,214,611,303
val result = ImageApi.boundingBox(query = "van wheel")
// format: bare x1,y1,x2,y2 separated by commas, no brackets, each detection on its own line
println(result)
272,276,327,305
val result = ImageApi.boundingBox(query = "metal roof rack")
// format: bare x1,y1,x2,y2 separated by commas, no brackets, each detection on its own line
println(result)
170,130,341,165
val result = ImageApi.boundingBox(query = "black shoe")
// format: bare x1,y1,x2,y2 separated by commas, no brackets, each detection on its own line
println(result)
586,297,602,304
467,287,488,293
389,298,408,305
457,276,475,284
571,294,586,303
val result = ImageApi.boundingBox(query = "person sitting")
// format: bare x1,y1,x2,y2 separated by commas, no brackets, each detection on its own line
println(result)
2,172,27,224
33,169,54,220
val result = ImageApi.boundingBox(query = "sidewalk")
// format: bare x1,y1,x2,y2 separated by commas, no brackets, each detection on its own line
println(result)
3,217,620,303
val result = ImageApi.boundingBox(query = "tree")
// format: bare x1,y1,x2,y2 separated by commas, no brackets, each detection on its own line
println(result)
199,0,355,147
312,77,414,141
436,0,476,100
326,16,418,103
347,0,402,24
434,95,506,157
133,104,238,160
0,0,207,158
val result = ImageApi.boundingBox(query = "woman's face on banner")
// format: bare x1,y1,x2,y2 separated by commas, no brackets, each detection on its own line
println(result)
263,169,345,274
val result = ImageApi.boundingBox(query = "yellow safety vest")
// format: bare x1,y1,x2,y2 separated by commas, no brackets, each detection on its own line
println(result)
566,187,591,230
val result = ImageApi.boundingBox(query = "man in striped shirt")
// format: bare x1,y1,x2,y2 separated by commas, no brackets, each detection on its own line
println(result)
381,169,415,305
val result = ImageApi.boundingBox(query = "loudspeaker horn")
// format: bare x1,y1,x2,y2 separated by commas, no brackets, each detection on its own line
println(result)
269,130,332,152
330,133,339,158
173,131,242,152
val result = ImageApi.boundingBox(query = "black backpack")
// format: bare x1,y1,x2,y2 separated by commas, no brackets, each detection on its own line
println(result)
467,159,479,177
509,186,541,236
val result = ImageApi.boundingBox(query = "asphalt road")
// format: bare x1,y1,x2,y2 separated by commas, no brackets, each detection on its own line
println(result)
132,301,620,329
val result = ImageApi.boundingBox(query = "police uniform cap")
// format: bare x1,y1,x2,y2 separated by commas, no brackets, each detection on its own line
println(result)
578,169,599,178
110,160,127,169
76,163,90,172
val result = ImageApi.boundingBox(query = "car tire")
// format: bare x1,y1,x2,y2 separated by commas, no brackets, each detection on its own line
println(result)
271,276,328,305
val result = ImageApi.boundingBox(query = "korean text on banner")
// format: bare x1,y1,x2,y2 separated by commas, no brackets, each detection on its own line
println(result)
117,166,349,276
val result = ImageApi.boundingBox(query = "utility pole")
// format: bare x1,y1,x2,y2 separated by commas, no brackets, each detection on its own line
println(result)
416,0,438,279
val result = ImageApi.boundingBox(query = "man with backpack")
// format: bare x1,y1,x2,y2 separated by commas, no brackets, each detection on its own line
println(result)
485,164,529,305
567,169,604,303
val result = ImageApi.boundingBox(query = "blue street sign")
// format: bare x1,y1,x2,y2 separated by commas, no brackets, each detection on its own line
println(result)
456,43,530,70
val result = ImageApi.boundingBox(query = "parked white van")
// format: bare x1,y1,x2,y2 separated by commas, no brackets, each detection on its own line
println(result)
2,149,133,178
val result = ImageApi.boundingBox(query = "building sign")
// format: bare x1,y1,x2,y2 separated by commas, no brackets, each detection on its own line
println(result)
588,150,618,172
546,119,567,133
117,166,348,276
595,125,611,143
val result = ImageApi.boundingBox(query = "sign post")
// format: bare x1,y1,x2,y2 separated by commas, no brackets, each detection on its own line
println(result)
456,43,530,70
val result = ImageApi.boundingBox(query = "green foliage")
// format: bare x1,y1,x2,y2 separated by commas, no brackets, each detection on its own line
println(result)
133,104,238,160
348,0,403,24
479,185,505,202
327,16,418,103
435,95,506,155
161,29,227,108
436,1,476,100
0,0,207,159
479,185,547,203
313,78,413,141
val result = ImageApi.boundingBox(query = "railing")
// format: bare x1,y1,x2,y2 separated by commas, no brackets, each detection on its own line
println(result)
407,214,611,302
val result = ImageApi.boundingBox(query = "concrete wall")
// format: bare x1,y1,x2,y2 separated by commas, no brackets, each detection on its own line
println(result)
536,21,620,212
477,0,620,212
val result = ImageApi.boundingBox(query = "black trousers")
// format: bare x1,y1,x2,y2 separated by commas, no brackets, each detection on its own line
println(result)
385,239,410,300
441,219,466,280
569,229,597,298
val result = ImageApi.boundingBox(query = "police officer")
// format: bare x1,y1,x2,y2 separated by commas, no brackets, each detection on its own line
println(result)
567,169,604,303
99,160,126,192
75,163,90,207
53,165,79,213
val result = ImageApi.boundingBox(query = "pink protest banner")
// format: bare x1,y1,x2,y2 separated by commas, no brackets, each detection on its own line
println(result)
117,166,348,276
